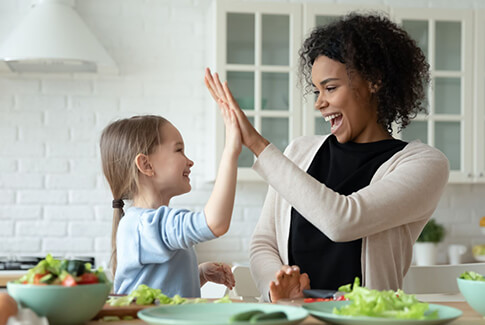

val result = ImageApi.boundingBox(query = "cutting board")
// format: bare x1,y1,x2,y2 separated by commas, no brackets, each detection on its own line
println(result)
93,303,154,319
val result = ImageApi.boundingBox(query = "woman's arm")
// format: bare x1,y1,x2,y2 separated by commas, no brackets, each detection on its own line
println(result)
254,142,449,242
249,186,284,301
206,68,449,241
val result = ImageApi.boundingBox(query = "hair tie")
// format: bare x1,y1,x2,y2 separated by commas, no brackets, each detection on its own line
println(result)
112,199,124,209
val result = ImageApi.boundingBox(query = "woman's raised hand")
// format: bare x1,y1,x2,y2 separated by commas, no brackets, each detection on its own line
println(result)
269,265,310,302
205,68,269,156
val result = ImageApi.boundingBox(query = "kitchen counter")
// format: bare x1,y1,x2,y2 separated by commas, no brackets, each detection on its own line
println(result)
0,271,25,287
86,299,484,325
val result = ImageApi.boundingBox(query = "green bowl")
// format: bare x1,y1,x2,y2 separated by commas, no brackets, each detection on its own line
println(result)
457,278,485,316
7,282,111,325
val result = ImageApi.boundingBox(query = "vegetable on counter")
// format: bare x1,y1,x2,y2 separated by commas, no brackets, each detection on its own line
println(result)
228,310,288,323
459,271,485,281
14,254,108,286
107,284,232,306
333,277,438,320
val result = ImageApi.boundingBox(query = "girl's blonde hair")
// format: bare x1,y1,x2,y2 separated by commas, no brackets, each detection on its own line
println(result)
99,115,168,276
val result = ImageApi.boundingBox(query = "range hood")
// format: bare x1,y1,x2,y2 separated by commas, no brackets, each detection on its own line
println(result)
0,0,118,74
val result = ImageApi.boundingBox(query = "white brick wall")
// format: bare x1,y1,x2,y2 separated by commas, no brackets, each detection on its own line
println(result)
1,0,485,270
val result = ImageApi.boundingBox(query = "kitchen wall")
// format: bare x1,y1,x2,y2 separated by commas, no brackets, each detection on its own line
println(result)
1,0,485,269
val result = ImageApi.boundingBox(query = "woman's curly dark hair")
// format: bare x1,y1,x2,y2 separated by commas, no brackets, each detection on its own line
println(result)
299,12,430,133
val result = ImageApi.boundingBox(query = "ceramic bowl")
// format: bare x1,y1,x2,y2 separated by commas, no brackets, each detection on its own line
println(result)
7,282,111,325
457,278,485,316
472,244,485,262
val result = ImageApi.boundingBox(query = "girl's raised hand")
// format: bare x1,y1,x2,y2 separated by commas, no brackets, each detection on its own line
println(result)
205,68,269,156
218,99,242,156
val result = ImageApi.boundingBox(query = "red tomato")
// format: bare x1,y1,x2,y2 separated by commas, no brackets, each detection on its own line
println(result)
33,273,48,285
62,274,77,287
78,273,99,284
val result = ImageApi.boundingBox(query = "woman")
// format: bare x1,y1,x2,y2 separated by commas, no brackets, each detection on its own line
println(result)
205,12,449,302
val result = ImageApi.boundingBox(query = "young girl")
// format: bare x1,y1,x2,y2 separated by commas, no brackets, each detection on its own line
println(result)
100,104,240,297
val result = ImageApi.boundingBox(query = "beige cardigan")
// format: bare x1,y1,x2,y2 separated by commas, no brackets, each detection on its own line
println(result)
249,135,449,302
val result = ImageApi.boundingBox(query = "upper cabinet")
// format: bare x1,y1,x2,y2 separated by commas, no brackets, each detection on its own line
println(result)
211,1,484,183
212,1,302,180
475,10,485,182
392,8,475,183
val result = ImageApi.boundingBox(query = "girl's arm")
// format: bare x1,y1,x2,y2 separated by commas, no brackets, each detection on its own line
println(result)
203,96,241,237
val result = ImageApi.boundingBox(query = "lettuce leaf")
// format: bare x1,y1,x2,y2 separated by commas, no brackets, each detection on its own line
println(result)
333,277,438,320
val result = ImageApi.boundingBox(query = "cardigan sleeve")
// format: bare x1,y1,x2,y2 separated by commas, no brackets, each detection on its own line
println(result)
252,141,449,243
249,185,284,302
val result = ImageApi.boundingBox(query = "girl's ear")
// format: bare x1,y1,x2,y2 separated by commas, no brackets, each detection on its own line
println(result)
135,153,154,176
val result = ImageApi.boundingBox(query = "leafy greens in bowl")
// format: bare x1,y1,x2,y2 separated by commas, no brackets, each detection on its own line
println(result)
332,278,438,320
7,254,112,325
457,271,485,316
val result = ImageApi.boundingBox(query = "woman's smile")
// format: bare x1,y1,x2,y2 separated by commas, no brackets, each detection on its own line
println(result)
324,113,343,133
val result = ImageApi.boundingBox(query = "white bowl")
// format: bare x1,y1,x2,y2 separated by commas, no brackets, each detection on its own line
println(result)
473,254,485,262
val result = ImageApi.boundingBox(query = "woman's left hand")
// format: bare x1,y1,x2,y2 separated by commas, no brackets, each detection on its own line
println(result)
269,265,310,302
199,262,235,290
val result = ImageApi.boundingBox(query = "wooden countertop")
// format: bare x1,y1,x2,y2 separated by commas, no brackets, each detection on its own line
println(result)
87,300,484,325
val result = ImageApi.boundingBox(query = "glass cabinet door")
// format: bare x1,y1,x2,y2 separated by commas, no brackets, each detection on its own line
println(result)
215,2,302,180
393,8,474,183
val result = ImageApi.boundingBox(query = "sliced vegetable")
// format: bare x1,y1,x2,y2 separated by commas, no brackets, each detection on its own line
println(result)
107,285,233,306
33,273,48,285
66,260,85,276
250,311,288,323
14,254,109,286
61,274,77,287
229,310,264,322
459,271,485,281
333,277,438,320
78,273,99,284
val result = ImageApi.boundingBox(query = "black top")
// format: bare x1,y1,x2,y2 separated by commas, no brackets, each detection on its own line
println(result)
288,135,407,290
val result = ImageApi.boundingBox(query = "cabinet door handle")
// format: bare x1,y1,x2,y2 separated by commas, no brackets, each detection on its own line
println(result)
467,173,473,178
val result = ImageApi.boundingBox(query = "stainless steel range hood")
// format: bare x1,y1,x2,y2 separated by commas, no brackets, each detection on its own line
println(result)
0,0,118,74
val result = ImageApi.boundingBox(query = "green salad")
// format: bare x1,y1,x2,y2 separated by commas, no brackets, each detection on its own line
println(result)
107,284,232,306
14,254,108,286
459,271,485,281
333,278,438,320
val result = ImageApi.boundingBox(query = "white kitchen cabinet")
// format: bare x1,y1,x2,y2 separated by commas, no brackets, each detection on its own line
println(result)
211,1,483,183
211,0,302,180
392,8,475,183
474,10,485,183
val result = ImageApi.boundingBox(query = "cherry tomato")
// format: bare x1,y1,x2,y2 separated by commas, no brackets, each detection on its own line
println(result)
61,274,77,287
33,273,48,285
78,273,99,284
